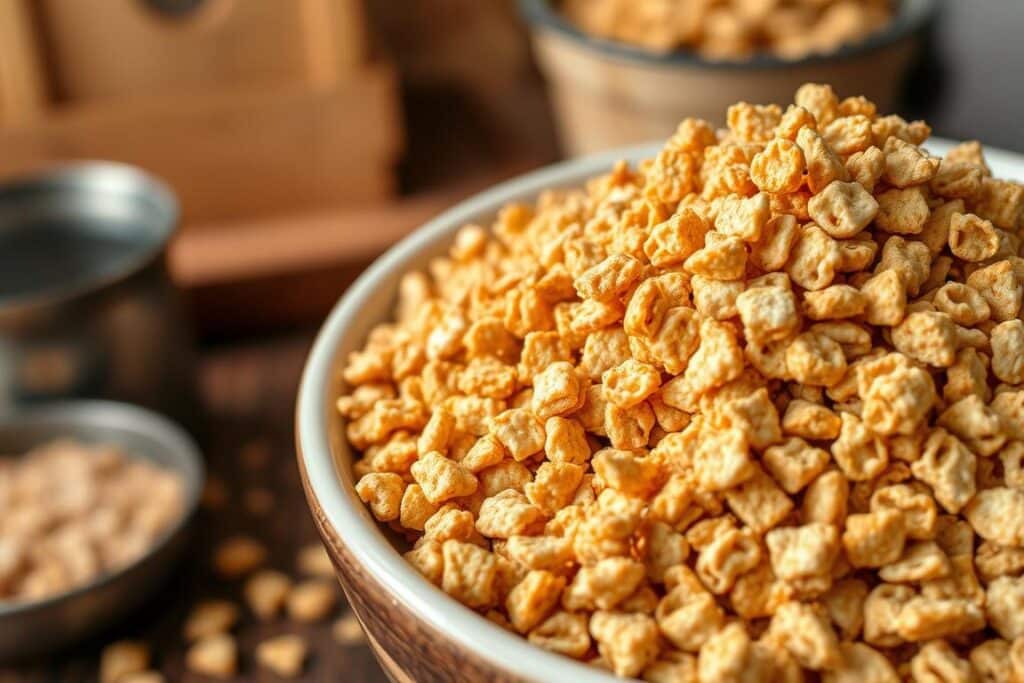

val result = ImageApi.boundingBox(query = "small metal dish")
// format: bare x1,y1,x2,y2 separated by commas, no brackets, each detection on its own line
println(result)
0,400,203,661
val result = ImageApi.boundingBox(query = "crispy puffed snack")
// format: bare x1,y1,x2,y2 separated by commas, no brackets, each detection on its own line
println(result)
339,84,1024,678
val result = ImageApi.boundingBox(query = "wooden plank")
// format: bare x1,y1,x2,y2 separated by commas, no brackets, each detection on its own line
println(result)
38,0,368,101
0,0,49,126
0,65,403,223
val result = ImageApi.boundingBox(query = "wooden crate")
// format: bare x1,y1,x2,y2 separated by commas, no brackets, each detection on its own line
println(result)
38,0,369,101
0,64,402,223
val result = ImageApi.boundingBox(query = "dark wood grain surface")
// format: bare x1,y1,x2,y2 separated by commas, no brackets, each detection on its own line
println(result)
0,332,388,683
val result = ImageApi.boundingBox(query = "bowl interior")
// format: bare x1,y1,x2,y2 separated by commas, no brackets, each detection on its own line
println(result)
299,137,1024,682
0,400,203,618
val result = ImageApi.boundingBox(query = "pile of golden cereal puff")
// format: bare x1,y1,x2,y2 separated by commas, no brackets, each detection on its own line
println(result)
340,83,1024,681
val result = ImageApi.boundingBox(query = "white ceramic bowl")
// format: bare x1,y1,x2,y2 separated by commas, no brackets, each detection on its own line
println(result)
296,138,1024,682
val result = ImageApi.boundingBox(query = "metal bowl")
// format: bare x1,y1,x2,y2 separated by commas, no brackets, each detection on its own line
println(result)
0,400,203,662
0,162,197,426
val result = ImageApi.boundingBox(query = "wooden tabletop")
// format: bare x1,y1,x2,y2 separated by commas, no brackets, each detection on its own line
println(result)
1,332,387,683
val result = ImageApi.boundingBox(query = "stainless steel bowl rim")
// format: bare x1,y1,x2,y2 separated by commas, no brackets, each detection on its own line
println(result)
0,161,179,314
0,399,203,619
519,0,937,70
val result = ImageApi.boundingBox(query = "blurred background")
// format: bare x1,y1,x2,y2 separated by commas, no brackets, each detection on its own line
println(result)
0,0,1022,680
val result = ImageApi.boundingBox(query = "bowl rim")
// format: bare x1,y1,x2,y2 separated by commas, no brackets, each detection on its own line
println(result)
297,137,1024,682
518,0,937,70
0,399,204,620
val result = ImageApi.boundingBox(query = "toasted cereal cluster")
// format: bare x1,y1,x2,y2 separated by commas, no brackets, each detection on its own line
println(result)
341,84,1024,680
0,440,184,603
562,0,894,61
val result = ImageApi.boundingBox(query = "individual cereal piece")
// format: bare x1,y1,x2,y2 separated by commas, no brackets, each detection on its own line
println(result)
695,526,762,594
842,510,905,568
948,212,1000,262
591,448,662,499
589,611,660,679
992,391,1024,441
255,634,308,678
416,409,455,457
475,490,546,539
100,641,150,683
775,103,816,139
604,401,656,450
463,316,519,364
786,224,841,291
287,579,337,622
964,487,1024,548
863,583,916,647
563,557,645,611
911,429,976,514
822,578,869,640
938,395,1007,456
601,359,661,409
802,285,866,321
691,427,755,492
890,311,958,368
623,278,674,339
857,353,937,436
882,136,938,188
796,125,848,194
185,634,238,679
525,462,584,516
766,522,840,583
656,584,723,652
971,639,1012,683
643,520,690,583
976,540,1024,583
727,102,782,143
909,640,972,683
460,435,505,475
768,601,842,670
809,180,879,239
845,146,885,193
490,410,546,463
967,260,1023,322
410,451,478,504
642,653,698,683
296,543,334,578
644,209,708,268
683,232,747,281
823,114,873,156
715,193,771,242
723,466,793,534
574,253,645,301
932,282,991,326
355,472,405,522
896,597,985,641
517,331,572,382
919,199,964,256
531,362,587,419
404,540,444,585
504,535,574,573
877,541,950,583
985,576,1024,640
750,139,805,194
931,159,984,199
527,610,590,659
763,438,830,494
729,561,792,620
802,470,849,526
751,213,800,272
690,274,743,320
822,642,898,683
213,536,267,579
781,400,841,440
876,235,931,295
786,330,847,387
441,540,499,609
860,269,907,327
870,485,937,540
974,177,1024,230
992,320,1024,384
540,417,589,466
735,285,800,346
578,327,631,380
875,187,930,234
505,569,566,634
479,460,532,499
244,570,292,621
697,622,775,683
503,285,555,339
795,84,839,126
713,386,783,450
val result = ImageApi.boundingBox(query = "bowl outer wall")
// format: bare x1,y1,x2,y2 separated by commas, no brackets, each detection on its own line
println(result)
297,138,1024,682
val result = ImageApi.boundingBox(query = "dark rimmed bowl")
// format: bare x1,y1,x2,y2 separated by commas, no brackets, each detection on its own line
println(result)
0,400,204,661
519,0,938,155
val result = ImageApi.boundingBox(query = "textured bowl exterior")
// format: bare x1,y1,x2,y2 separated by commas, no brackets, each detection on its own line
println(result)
296,140,1023,683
